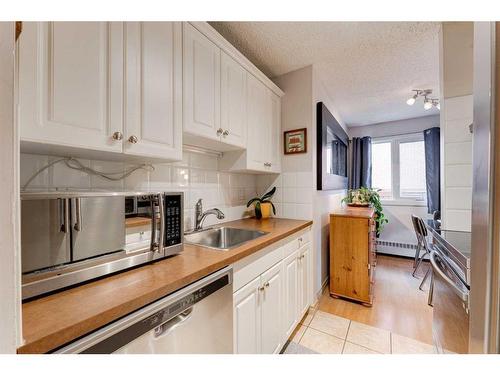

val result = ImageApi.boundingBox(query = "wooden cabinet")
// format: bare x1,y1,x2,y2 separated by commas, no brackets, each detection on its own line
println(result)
124,22,182,160
19,22,124,153
18,21,183,161
330,208,377,306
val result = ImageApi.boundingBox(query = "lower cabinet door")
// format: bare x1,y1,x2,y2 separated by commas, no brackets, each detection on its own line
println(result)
233,276,261,354
260,262,283,354
283,251,299,340
298,244,311,317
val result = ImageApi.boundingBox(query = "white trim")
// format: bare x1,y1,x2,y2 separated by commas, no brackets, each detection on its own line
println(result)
188,22,285,97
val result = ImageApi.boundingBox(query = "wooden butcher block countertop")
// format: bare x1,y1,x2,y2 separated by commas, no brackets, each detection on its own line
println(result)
18,218,312,354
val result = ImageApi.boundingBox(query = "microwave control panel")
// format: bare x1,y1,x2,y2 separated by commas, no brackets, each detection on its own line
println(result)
164,194,182,247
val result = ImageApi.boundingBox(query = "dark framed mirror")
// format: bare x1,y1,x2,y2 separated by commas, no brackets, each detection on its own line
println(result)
316,102,348,190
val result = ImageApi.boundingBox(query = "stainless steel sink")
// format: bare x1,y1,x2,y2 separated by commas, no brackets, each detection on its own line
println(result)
184,227,269,250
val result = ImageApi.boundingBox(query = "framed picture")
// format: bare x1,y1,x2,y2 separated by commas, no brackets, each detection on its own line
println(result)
284,128,307,155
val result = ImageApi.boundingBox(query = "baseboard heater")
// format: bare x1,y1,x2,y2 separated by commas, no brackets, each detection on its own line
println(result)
376,240,418,250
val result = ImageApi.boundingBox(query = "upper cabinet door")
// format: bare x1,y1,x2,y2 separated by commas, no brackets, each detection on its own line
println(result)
269,92,282,173
246,73,269,168
183,23,221,141
220,51,247,148
18,22,124,152
124,22,182,160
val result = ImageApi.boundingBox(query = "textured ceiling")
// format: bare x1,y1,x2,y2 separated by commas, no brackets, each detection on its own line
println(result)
209,22,441,126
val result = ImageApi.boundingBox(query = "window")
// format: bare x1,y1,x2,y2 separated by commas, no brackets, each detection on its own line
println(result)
371,135,427,204
372,142,392,199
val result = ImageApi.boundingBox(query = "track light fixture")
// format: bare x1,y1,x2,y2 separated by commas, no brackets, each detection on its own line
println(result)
406,89,440,111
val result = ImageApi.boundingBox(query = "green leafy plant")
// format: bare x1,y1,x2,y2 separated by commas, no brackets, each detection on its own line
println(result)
247,187,277,219
342,187,388,236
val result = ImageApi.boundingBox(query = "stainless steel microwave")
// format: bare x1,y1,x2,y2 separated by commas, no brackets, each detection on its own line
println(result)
20,191,183,300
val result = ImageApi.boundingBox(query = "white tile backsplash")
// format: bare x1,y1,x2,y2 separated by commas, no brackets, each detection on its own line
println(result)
20,151,259,231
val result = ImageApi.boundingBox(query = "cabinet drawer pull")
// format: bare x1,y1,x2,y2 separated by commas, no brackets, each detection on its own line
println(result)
258,286,265,292
128,135,138,144
217,128,223,136
264,282,270,288
222,129,230,137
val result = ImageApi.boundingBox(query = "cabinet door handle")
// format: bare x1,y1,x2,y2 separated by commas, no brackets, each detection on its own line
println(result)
264,282,270,288
258,286,265,292
217,128,223,137
264,162,272,167
128,135,138,144
223,129,230,137
112,131,123,141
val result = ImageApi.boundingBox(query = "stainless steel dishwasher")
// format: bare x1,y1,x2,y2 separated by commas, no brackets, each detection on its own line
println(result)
55,267,233,354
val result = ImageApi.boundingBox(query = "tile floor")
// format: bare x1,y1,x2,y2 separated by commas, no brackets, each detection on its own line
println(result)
283,306,438,354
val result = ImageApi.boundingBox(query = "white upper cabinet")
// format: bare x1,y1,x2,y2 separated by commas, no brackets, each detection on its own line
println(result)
19,22,124,153
183,23,221,142
124,22,182,160
220,51,247,148
220,73,281,174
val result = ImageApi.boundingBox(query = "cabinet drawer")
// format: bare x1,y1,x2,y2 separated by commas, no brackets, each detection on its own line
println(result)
282,229,311,258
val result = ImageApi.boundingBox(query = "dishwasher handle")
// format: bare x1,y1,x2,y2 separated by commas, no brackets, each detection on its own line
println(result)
154,307,193,338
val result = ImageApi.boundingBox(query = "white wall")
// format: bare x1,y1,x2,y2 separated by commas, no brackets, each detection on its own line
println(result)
270,66,346,299
348,115,440,257
348,115,440,138
0,22,20,353
21,151,259,231
441,95,473,231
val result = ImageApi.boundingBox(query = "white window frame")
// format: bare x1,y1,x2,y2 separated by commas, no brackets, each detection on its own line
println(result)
372,133,427,207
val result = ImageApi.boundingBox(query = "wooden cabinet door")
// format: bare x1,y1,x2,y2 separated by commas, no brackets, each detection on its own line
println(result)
246,73,270,171
298,244,311,316
19,22,123,152
233,276,261,354
330,216,371,302
283,251,299,339
124,22,182,160
183,23,220,141
220,51,246,148
260,262,283,354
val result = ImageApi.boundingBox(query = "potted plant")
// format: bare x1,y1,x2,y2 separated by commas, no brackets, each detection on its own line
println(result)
247,187,277,219
342,187,388,236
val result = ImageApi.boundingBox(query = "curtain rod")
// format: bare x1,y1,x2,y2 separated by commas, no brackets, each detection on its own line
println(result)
348,129,436,141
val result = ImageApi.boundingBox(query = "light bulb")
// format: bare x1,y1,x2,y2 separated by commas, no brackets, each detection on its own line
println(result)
406,96,416,106
424,100,432,110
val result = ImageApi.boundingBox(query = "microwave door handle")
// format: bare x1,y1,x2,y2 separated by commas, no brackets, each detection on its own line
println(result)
158,193,165,253
150,198,157,252
430,250,469,304
73,197,82,232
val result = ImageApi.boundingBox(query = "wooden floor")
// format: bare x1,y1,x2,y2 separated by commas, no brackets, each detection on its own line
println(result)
317,254,434,345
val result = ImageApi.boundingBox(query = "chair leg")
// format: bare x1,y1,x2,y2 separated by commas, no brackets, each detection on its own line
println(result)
419,266,431,291
412,250,427,277
427,270,434,307
413,244,421,269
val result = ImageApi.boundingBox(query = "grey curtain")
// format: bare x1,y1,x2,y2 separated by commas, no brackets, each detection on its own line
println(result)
424,127,441,214
349,136,372,189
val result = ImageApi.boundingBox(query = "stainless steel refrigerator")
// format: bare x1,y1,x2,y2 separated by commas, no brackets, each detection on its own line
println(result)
470,21,500,354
